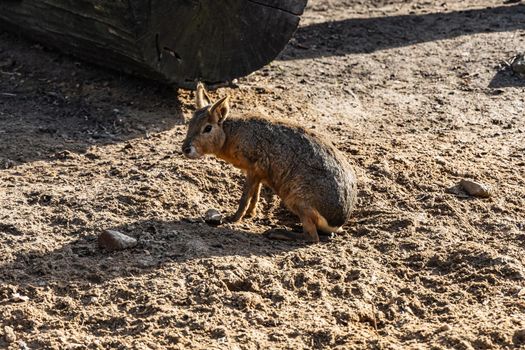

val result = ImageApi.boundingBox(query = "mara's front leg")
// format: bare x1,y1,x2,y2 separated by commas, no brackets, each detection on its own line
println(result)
245,182,262,218
229,174,261,223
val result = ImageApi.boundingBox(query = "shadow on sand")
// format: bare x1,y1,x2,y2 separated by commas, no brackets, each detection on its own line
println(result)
0,219,311,289
0,31,184,166
279,4,525,60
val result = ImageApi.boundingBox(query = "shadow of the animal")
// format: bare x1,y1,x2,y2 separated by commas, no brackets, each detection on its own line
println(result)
0,219,308,289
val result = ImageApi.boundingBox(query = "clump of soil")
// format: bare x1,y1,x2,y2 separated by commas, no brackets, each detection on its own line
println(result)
1,0,525,349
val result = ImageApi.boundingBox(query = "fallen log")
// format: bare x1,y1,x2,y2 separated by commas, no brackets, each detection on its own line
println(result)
0,0,307,88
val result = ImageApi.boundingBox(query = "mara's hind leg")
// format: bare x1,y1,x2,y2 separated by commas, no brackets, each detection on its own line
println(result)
265,207,320,243
298,209,320,243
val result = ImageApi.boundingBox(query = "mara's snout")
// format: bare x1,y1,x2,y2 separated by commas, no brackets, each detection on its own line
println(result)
181,142,200,159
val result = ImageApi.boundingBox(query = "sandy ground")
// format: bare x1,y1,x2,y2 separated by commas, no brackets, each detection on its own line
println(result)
1,0,525,349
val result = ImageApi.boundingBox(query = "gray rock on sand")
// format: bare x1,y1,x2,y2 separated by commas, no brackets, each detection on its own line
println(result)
459,179,492,198
204,209,223,226
511,53,525,77
98,230,138,251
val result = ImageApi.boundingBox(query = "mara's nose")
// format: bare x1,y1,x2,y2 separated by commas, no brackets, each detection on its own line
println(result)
183,146,192,155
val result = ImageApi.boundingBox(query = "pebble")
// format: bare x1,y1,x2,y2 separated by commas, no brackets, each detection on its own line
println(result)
511,53,525,76
98,230,138,251
204,209,223,226
459,179,492,198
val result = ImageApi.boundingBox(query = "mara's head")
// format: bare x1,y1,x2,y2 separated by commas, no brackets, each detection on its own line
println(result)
182,82,230,159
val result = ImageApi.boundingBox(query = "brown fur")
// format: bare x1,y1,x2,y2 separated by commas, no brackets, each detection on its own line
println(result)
182,83,357,243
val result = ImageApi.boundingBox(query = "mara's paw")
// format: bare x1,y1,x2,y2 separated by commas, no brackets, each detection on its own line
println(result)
226,214,242,224
244,209,257,219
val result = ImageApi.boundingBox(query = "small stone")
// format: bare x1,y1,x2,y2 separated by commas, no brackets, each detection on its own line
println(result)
511,53,525,76
4,326,16,343
98,230,138,251
459,179,492,198
11,292,29,302
204,209,223,226
18,340,30,350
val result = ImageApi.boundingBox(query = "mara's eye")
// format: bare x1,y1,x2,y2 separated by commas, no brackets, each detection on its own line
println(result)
203,125,212,133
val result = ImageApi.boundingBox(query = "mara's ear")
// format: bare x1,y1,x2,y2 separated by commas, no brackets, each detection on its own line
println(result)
195,82,212,109
208,96,230,124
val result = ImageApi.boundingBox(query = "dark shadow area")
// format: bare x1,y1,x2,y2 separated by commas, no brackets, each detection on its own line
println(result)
488,68,525,88
279,4,525,60
0,31,184,166
0,219,308,289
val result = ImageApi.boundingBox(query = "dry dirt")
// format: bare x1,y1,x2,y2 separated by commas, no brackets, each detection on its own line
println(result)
1,0,525,349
